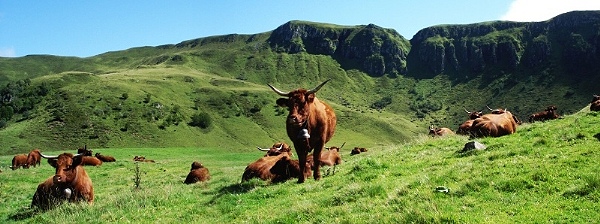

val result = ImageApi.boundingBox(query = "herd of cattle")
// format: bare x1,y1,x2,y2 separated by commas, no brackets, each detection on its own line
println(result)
8,141,361,211
6,78,600,211
431,103,563,138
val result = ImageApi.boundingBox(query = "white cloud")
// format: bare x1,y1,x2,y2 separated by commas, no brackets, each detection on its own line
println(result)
0,47,16,57
501,0,600,22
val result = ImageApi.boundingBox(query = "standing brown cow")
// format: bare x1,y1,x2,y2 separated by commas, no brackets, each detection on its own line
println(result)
31,153,94,210
27,149,42,168
307,146,342,175
184,161,211,184
268,80,337,183
11,154,29,170
590,95,600,111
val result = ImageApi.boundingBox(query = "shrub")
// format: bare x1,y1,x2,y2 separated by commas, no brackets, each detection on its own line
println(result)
189,112,212,129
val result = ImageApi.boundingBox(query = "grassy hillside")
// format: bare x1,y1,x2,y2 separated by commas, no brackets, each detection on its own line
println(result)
0,59,419,154
1,107,599,223
1,15,599,154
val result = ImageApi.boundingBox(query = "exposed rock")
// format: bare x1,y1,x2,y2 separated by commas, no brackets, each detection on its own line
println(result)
267,21,410,76
460,141,486,153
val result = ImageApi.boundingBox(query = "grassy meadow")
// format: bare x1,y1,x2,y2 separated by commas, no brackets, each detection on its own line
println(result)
1,108,600,223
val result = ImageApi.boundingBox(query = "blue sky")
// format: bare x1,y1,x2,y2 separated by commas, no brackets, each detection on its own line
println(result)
1,0,599,58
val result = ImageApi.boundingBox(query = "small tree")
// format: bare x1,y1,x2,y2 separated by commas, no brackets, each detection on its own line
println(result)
189,112,212,129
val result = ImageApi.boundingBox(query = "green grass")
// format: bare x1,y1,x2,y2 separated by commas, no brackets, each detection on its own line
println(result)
1,109,599,223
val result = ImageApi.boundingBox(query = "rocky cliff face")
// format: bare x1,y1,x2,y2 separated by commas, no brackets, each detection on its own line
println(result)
267,21,410,76
407,11,600,80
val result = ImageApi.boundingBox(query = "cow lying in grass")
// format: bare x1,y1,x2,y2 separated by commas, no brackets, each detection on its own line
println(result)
31,153,93,210
184,161,210,184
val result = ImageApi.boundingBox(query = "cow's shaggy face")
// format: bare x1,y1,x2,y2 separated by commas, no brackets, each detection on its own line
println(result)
276,90,315,128
48,153,82,186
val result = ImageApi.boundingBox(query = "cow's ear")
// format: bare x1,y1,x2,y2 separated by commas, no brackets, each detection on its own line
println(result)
47,159,58,168
72,156,84,167
306,93,315,103
275,98,288,107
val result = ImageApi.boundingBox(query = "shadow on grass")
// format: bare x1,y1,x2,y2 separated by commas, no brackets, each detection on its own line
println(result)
205,181,265,205
8,208,38,221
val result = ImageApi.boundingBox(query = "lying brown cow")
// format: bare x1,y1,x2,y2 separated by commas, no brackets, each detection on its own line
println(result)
307,146,342,175
77,145,92,156
529,105,559,123
457,109,483,135
11,154,29,170
590,95,600,111
31,153,94,210
257,142,292,157
81,156,103,166
27,149,42,168
133,156,155,163
470,107,521,138
268,80,337,183
184,161,211,184
95,153,116,162
350,147,368,155
269,155,312,183
242,153,310,183
429,125,455,137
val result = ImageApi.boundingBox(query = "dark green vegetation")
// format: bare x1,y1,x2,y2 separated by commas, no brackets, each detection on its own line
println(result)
1,109,599,223
1,11,600,153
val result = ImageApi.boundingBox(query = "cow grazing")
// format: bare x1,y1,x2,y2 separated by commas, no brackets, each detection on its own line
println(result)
81,156,103,166
95,153,116,162
429,125,455,137
11,154,29,170
351,147,368,155
590,95,600,111
31,153,94,210
470,107,521,138
307,146,342,175
268,80,337,183
457,109,483,135
529,105,559,123
184,161,211,184
27,149,42,168
257,142,292,157
77,145,92,156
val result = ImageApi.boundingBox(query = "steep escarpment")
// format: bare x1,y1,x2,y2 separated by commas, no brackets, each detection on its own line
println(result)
407,10,600,83
268,21,410,76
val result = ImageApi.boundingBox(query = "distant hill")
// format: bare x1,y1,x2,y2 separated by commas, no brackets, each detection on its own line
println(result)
1,11,599,154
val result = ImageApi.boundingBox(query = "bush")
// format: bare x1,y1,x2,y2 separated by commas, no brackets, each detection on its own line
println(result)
189,112,212,129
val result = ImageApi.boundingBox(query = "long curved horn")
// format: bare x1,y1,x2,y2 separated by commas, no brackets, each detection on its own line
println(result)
257,147,270,152
276,144,283,150
464,108,471,113
307,79,331,94
486,105,493,111
267,84,289,96
40,153,59,159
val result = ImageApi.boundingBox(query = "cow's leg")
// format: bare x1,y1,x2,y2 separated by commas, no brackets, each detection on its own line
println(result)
296,151,307,183
313,144,323,181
